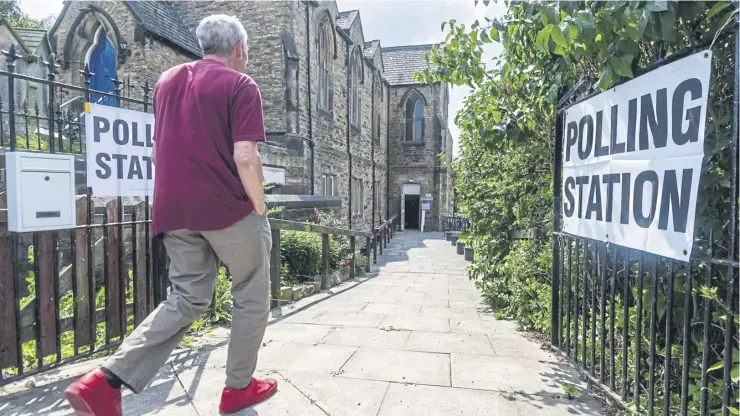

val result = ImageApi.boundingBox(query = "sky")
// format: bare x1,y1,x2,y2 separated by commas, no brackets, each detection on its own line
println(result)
18,0,506,154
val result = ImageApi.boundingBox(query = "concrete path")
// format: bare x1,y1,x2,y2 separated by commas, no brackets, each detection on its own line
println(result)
0,231,603,415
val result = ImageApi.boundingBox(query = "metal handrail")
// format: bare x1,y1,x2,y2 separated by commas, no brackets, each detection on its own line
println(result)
372,215,397,264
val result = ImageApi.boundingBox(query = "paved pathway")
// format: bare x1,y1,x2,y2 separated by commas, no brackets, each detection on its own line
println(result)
0,231,603,415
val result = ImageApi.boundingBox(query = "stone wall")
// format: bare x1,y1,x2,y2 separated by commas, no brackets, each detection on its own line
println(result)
176,1,290,133
289,1,390,231
51,0,195,106
387,83,450,231
42,0,447,233
389,166,437,231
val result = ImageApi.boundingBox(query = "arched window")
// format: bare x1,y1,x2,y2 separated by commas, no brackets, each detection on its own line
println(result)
405,97,424,142
88,28,117,106
349,50,362,128
317,22,332,111
373,78,381,142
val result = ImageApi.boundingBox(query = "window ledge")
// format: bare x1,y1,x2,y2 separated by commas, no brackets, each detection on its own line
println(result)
402,141,425,146
318,108,333,121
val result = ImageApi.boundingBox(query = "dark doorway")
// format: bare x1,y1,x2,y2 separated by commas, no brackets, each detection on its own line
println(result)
404,195,420,230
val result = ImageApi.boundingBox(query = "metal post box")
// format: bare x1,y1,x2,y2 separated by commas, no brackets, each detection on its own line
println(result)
6,151,77,232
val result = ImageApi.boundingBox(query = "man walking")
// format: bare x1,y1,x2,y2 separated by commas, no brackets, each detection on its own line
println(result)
65,15,276,415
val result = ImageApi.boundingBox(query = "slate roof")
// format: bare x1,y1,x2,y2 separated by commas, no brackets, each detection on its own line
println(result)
336,10,358,32
125,1,201,57
381,44,440,85
15,28,48,53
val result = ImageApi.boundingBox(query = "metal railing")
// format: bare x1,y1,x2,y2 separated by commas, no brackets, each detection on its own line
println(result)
0,46,156,386
372,215,397,264
0,46,397,386
441,215,469,232
549,27,738,416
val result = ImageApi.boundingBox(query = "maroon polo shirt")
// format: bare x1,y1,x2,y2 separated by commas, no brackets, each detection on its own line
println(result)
151,59,266,236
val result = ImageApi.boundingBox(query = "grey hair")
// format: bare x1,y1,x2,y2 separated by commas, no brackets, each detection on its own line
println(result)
195,15,248,57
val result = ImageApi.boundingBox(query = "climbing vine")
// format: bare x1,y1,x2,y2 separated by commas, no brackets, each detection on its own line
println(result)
418,1,738,414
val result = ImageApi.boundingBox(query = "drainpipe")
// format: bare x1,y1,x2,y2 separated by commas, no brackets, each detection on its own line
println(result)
386,81,390,221
370,72,376,229
346,42,353,229
305,1,315,194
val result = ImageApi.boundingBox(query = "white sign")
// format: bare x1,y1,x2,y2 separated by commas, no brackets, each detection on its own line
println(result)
562,51,712,261
85,103,155,197
263,166,286,185
422,203,431,210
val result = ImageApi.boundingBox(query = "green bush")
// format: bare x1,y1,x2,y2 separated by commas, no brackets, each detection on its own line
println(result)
280,230,323,282
7,134,85,154
476,239,552,332
277,210,363,282
310,209,352,269
354,254,370,276
420,1,739,414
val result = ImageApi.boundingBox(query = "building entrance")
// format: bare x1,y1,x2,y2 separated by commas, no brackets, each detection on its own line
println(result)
404,194,420,230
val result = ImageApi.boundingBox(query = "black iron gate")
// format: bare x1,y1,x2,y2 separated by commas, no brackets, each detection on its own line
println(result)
550,26,739,416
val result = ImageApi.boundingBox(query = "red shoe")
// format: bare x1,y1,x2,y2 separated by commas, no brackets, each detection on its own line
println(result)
219,377,278,414
64,368,123,416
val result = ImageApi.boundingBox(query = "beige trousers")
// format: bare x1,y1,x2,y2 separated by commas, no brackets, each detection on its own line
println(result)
104,212,272,393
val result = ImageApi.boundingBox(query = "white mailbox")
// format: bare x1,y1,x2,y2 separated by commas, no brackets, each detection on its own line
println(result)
6,151,77,233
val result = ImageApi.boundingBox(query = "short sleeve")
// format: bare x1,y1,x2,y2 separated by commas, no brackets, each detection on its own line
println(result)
231,79,266,143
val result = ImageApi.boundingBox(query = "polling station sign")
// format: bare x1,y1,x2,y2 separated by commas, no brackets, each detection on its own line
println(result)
85,103,155,197
562,51,712,261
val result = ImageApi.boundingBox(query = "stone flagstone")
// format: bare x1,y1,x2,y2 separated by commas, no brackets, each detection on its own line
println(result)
0,231,603,416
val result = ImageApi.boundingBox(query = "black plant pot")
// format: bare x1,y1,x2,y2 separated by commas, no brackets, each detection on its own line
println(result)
456,242,465,255
464,247,474,261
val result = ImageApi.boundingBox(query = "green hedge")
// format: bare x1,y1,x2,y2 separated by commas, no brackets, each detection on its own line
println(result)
280,231,322,282
420,1,739,413
279,210,354,283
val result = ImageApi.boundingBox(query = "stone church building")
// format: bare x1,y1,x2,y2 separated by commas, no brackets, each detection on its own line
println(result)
47,0,454,231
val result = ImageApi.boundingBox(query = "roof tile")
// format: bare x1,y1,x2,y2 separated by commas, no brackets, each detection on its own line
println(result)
125,1,201,57
381,44,440,85
336,10,358,31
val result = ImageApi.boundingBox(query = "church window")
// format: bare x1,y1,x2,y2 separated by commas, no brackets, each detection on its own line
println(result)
405,97,424,142
317,22,332,112
88,28,118,107
349,50,362,129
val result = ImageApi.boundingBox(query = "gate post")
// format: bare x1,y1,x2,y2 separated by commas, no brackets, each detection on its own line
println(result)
551,88,565,346
373,230,378,264
321,234,329,290
270,229,281,309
